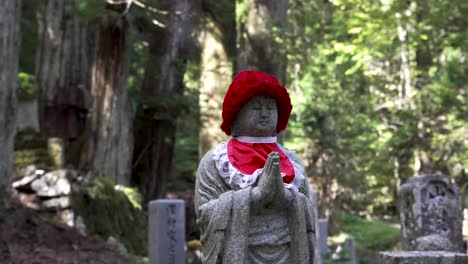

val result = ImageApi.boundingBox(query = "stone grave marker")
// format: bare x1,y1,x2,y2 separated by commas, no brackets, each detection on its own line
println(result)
148,199,185,264
379,174,468,264
318,218,329,259
399,174,464,252
344,237,357,264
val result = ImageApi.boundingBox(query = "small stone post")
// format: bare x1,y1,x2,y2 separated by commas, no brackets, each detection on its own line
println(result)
48,137,65,169
148,199,186,264
345,237,357,264
318,218,329,261
399,174,464,252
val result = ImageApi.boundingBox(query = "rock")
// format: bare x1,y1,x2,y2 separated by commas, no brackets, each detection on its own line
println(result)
186,249,202,264
75,215,87,236
41,196,70,209
30,169,71,197
12,173,39,189
107,236,128,254
57,209,74,227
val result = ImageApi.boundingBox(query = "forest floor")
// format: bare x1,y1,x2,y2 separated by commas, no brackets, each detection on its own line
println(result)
0,200,142,264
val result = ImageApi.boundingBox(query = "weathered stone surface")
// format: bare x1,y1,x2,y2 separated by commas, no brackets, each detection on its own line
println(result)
345,237,357,264
48,138,65,169
399,174,464,252
148,199,185,264
30,169,71,197
107,236,128,254
75,215,87,235
16,100,39,132
318,219,329,256
56,209,74,227
379,251,468,264
11,173,39,189
195,90,319,263
41,196,70,209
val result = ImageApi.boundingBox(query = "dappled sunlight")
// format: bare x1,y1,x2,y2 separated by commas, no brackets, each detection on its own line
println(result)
1,0,466,263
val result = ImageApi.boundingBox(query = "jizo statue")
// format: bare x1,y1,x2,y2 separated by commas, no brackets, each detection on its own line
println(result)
195,70,319,263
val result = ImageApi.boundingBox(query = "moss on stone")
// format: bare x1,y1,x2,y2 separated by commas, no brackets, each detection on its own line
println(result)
71,177,147,256
14,149,51,169
14,130,52,170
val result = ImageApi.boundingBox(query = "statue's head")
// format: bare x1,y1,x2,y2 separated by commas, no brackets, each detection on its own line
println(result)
221,70,292,136
231,95,278,137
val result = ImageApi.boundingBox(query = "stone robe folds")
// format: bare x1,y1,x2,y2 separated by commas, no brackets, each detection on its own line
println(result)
195,142,320,264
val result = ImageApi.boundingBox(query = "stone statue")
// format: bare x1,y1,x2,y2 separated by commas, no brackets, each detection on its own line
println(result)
195,70,319,263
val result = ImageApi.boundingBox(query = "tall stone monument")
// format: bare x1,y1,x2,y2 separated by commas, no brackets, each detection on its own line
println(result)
399,174,464,252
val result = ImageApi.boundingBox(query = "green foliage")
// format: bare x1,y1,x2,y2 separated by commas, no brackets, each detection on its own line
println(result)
170,62,201,190
332,212,400,250
115,185,143,210
17,0,466,229
18,72,36,101
14,149,50,169
14,130,52,169
77,0,109,21
20,0,37,74
327,212,400,263
18,72,34,93
235,0,249,25
128,37,147,112
72,177,147,256
286,0,467,217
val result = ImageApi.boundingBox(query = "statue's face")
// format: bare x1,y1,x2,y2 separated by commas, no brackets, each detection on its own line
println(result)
231,96,278,137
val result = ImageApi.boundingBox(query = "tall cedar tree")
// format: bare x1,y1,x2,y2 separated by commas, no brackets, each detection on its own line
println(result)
0,0,21,195
35,0,90,167
197,0,236,157
87,16,134,185
133,0,192,201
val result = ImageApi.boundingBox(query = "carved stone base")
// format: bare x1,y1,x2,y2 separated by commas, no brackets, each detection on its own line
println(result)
379,251,468,264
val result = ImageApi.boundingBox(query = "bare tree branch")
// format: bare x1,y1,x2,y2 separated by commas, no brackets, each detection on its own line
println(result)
106,0,168,15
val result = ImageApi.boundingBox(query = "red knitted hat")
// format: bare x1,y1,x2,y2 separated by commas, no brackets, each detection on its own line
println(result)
221,70,292,135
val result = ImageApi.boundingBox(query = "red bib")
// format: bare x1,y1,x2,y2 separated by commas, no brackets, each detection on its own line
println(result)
227,138,295,184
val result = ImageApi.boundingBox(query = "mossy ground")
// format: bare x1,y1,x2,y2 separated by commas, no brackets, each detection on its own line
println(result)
327,212,401,264
71,177,147,256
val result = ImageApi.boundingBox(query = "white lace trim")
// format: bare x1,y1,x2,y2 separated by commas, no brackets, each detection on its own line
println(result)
212,140,305,190
233,136,277,143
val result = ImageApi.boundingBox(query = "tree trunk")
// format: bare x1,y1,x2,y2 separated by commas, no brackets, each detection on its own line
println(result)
87,17,133,185
0,0,21,194
133,0,192,201
198,0,235,156
35,0,90,167
236,0,288,83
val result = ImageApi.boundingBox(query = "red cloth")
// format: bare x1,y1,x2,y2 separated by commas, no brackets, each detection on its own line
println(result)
227,139,295,184
221,70,292,136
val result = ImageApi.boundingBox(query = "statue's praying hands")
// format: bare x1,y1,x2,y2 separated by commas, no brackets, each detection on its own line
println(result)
253,152,292,209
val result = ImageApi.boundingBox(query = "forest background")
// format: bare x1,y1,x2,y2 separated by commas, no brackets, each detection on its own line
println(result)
0,0,466,262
